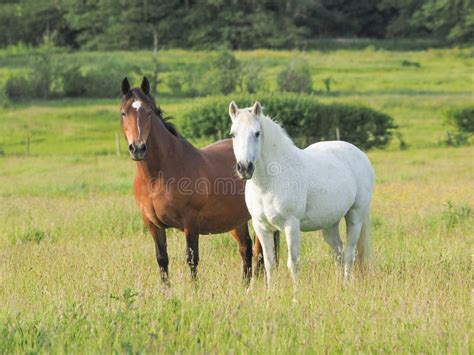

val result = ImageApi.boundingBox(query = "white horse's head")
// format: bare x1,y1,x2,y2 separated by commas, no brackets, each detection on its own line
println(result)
229,101,262,180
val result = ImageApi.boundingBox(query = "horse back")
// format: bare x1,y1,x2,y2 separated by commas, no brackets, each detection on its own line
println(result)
200,139,238,179
304,140,375,203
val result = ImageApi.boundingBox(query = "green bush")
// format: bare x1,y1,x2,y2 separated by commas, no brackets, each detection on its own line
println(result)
31,51,56,98
62,65,127,98
166,72,185,96
444,107,473,146
182,93,396,150
450,107,474,133
62,65,87,97
168,50,242,97
202,50,241,95
5,71,53,101
277,60,313,93
81,66,124,98
6,64,125,100
5,75,34,100
5,47,59,100
240,63,264,94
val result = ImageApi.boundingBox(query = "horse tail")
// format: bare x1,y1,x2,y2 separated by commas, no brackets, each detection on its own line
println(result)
356,213,372,269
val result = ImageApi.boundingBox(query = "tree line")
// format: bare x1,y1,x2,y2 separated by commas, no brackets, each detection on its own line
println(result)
0,0,472,49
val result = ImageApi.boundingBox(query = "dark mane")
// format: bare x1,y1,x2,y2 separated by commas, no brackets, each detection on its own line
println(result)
128,88,180,137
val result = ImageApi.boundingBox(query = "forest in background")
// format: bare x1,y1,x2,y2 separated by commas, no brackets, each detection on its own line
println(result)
0,0,473,50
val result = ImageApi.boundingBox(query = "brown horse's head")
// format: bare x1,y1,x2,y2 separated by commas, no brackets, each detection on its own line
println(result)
120,77,154,161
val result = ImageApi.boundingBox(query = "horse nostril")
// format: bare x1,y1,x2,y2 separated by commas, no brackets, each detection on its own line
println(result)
247,162,254,172
237,162,243,172
139,143,147,153
128,144,135,153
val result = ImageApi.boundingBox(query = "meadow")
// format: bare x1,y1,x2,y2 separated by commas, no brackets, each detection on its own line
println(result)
0,47,472,353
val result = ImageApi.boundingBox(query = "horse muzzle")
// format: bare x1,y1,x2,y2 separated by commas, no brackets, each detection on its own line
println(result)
236,161,254,180
129,142,147,161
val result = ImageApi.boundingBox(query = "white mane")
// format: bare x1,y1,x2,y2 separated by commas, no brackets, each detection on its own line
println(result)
259,114,296,155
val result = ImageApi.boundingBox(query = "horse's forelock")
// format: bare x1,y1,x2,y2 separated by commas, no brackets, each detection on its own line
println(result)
126,88,179,137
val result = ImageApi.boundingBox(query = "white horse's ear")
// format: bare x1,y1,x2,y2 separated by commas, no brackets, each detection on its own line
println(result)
229,101,239,121
252,101,262,117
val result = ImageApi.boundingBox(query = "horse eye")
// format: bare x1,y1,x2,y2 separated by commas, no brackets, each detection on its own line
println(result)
255,131,260,138
121,112,126,117
230,132,235,138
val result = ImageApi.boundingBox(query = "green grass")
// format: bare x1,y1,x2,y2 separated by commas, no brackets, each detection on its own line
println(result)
0,47,473,352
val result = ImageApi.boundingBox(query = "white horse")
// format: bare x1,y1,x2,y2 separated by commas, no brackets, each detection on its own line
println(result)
229,101,375,286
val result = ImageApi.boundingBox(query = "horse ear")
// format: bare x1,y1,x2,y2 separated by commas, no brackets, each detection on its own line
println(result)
229,101,239,121
252,101,262,117
141,76,150,95
121,77,130,95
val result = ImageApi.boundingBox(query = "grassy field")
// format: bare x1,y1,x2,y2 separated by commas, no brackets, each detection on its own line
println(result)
0,47,473,352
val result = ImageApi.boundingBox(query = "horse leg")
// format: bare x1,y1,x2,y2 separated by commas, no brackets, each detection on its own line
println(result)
184,229,199,280
273,231,280,266
143,219,169,285
322,222,343,266
230,224,253,285
252,222,276,288
343,211,364,280
253,236,264,276
284,218,301,285
254,231,280,277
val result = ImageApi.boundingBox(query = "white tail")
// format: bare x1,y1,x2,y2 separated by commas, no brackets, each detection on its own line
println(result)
356,214,372,266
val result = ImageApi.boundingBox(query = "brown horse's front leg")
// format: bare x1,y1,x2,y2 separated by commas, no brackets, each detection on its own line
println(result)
230,224,253,285
144,219,169,285
185,229,199,280
253,236,264,277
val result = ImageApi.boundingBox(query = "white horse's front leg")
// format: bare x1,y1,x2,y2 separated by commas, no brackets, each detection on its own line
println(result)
252,221,276,288
284,218,301,285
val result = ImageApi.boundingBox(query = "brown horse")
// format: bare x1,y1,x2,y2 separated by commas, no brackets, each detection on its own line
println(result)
120,77,278,284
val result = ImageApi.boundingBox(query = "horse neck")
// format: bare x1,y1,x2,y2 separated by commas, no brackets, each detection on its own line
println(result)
136,116,196,180
253,116,296,183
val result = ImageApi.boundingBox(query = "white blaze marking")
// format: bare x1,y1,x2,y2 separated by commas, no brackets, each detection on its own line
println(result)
132,100,142,139
132,100,142,111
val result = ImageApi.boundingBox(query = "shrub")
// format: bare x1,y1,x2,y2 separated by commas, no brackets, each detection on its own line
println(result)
182,93,396,150
164,50,249,97
277,60,313,93
323,77,332,95
240,63,264,94
81,66,124,98
166,72,185,96
445,131,469,147
5,75,34,100
63,64,129,98
182,66,203,97
5,49,58,100
450,107,474,133
62,65,88,97
31,51,55,98
444,107,473,146
5,73,49,101
401,59,421,67
202,50,241,95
